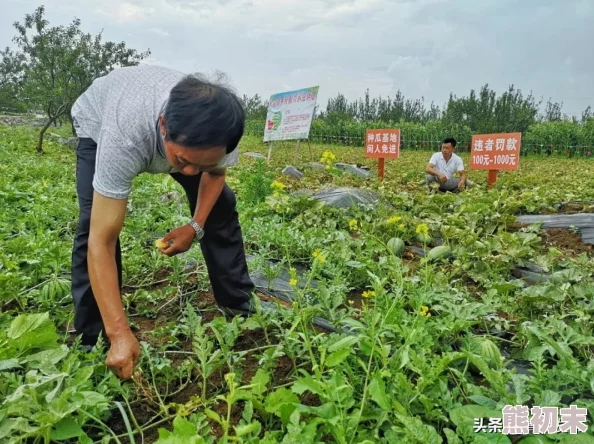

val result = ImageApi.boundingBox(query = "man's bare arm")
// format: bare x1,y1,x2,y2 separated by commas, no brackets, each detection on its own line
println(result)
87,192,129,339
193,168,226,227
427,163,447,183
458,169,467,187
426,163,440,176
158,168,228,258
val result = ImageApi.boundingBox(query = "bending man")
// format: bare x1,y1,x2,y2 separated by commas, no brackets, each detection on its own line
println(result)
71,65,269,380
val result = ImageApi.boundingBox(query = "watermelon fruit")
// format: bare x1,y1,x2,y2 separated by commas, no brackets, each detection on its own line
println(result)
415,232,432,244
426,245,452,261
387,237,405,256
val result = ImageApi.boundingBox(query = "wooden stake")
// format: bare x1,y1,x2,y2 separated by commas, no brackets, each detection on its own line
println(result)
488,169,497,188
378,158,385,181
294,139,300,163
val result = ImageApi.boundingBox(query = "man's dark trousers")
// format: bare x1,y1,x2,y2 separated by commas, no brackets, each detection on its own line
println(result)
71,137,254,346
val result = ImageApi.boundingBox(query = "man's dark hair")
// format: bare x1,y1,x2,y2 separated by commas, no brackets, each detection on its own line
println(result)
443,137,457,147
164,73,245,153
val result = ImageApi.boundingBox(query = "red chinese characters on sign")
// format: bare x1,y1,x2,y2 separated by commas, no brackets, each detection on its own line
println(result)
365,129,400,158
470,132,522,171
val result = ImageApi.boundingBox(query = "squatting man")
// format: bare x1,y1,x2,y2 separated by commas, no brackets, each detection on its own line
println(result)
70,64,273,380
425,137,473,192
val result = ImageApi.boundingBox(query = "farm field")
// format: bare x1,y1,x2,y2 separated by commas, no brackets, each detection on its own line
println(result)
2,124,594,443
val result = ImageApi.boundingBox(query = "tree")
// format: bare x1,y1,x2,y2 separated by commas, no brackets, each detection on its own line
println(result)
541,99,563,122
4,6,150,153
0,47,26,113
492,85,540,132
319,89,440,124
240,94,268,120
582,106,593,123
443,84,539,133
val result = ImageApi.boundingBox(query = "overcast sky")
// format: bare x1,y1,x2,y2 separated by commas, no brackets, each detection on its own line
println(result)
2,0,593,115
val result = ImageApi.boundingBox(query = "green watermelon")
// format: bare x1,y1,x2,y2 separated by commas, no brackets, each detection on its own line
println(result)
415,232,432,244
387,237,405,256
427,245,452,261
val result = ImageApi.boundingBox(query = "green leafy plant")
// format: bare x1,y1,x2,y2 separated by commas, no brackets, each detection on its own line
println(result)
3,125,594,442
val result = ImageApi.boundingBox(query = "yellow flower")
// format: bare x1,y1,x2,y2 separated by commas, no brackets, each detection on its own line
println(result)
273,191,280,198
420,305,431,316
415,223,429,236
349,219,359,231
271,180,286,191
312,249,326,263
386,216,402,225
320,151,336,165
289,278,297,286
398,224,405,230
362,290,376,299
348,300,354,305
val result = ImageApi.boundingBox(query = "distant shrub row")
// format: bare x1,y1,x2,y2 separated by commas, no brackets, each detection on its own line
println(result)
245,118,594,157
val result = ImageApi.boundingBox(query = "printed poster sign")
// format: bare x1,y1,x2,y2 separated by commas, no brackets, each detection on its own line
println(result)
470,132,522,170
263,86,319,142
365,129,400,158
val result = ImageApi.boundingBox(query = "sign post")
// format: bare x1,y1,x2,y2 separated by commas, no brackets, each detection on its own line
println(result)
263,86,319,162
365,129,400,181
470,132,522,188
488,170,498,188
378,158,385,180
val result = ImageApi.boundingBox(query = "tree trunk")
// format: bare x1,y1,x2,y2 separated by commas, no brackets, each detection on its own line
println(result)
38,104,68,153
37,117,56,154
68,114,76,136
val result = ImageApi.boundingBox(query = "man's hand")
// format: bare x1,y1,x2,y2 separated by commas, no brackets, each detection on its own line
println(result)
426,164,447,184
458,180,466,190
158,224,196,256
105,329,141,380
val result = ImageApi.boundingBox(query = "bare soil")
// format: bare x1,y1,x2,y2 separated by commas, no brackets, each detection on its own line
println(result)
541,227,594,255
541,202,594,215
101,278,321,443
505,219,592,255
506,221,530,232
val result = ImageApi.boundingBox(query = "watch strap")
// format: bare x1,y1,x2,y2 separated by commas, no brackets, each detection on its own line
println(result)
189,219,204,240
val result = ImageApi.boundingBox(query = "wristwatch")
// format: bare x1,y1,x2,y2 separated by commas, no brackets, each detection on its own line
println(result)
188,219,205,241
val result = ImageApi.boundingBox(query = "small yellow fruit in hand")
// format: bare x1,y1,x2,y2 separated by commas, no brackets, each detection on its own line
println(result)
155,239,168,249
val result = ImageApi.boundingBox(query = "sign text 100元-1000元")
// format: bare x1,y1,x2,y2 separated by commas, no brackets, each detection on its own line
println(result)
472,154,517,167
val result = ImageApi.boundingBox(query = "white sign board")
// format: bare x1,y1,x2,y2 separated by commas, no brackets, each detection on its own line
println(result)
263,86,319,142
